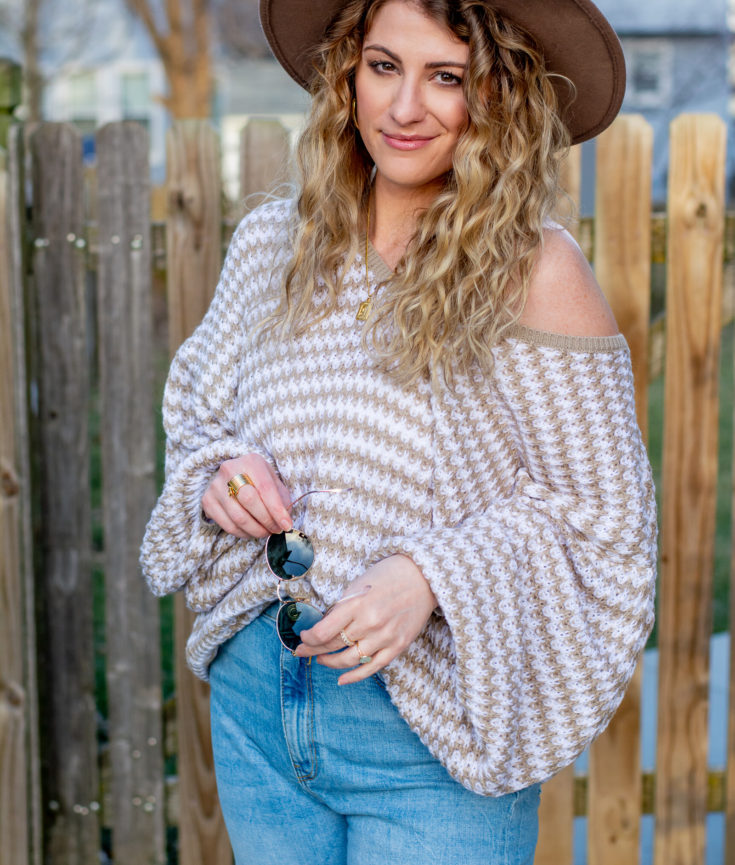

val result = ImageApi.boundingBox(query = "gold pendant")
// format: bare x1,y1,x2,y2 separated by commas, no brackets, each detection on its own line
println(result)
356,299,372,321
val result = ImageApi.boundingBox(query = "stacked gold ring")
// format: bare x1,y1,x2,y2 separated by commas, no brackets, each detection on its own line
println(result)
339,630,355,648
227,473,253,498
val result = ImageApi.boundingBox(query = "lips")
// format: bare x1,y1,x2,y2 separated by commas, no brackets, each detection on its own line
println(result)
381,132,435,151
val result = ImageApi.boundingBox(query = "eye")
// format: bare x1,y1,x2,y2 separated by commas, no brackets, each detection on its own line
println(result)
435,70,463,86
368,59,397,74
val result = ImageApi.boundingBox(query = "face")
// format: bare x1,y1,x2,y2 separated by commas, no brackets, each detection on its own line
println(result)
354,0,470,200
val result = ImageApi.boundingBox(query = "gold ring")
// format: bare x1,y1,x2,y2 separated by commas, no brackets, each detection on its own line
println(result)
353,641,372,665
227,473,253,498
339,630,355,648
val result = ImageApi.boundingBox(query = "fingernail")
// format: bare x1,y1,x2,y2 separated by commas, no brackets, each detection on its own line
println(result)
280,517,292,531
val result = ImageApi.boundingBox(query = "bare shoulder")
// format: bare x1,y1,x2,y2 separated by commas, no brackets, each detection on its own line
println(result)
518,226,619,337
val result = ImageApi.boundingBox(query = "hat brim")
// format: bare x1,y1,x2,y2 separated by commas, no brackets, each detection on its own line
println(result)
259,0,625,145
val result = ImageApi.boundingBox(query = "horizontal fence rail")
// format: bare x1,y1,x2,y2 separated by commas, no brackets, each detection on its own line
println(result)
0,113,732,865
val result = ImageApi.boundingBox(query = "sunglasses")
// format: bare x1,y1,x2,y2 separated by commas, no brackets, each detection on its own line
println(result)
265,488,351,652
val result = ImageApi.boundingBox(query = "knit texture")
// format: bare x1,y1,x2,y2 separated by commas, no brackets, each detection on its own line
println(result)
141,199,657,796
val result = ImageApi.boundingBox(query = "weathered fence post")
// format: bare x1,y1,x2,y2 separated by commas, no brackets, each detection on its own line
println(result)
728,259,735,858
1,120,41,865
29,123,100,863
96,121,165,865
239,118,291,210
7,123,42,865
0,58,21,149
534,141,582,865
166,119,231,865
589,113,653,865
655,114,727,865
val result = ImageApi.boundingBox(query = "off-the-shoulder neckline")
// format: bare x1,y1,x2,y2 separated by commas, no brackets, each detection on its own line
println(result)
503,324,627,352
366,240,626,354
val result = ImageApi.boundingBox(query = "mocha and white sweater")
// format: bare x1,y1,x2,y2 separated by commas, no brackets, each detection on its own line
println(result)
141,199,657,796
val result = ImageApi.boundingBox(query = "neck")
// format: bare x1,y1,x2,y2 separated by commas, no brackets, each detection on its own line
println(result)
368,175,443,270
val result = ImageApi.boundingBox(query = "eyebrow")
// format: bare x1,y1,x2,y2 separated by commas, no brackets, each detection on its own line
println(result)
363,43,467,69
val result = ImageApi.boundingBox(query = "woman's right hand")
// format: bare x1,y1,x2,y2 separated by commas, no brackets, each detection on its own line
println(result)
201,454,293,539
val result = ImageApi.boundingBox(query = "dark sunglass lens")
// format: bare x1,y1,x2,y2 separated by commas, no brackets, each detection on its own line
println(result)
266,530,314,579
277,601,323,651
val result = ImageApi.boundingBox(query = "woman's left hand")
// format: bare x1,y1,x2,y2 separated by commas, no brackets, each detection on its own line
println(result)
294,554,437,685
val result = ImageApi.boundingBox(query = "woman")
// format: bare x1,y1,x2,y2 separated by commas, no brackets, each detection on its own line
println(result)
141,0,657,862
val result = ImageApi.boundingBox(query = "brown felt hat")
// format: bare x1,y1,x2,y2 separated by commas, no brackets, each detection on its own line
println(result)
259,0,626,144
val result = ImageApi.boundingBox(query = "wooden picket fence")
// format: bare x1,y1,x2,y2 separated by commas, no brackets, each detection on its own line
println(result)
0,112,730,865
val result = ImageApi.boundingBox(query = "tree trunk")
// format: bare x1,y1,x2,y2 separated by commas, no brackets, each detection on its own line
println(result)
125,0,213,119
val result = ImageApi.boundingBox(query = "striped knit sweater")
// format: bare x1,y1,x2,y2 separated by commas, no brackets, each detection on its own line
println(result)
141,199,657,796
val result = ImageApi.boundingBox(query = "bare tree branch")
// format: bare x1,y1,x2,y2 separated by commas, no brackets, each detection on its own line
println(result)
193,0,209,59
124,0,171,65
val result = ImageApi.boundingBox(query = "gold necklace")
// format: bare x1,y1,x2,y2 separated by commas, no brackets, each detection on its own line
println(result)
355,194,373,321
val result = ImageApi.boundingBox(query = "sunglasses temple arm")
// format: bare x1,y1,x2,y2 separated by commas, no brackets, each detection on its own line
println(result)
286,487,353,510
331,584,372,606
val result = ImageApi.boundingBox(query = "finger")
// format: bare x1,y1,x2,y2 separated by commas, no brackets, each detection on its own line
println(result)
203,489,270,538
297,645,355,664
222,490,276,538
297,605,356,648
244,462,293,529
314,637,383,671
295,633,354,658
275,478,292,510
309,645,362,667
219,466,289,535
202,499,250,538
337,649,393,686
220,456,293,528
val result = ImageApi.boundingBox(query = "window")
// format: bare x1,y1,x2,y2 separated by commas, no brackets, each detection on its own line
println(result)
622,39,673,109
121,71,150,132
68,71,96,158
68,71,96,134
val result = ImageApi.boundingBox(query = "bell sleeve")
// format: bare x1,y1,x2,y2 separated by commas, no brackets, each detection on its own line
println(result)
140,217,273,606
369,335,657,795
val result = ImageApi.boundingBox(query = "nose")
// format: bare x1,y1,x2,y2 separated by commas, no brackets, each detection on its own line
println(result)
389,77,425,126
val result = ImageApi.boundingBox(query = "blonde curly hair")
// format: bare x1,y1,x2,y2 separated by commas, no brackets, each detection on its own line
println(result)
266,0,571,385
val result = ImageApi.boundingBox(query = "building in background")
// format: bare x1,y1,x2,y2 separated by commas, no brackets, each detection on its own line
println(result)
3,0,733,207
591,0,731,207
3,0,308,189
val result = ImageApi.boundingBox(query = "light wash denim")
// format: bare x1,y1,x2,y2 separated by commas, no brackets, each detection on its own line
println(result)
209,603,540,865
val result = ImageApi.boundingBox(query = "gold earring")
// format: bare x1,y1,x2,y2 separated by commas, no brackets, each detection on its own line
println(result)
352,97,359,130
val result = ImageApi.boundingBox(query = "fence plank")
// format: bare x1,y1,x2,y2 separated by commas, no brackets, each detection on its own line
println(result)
166,120,231,865
726,174,735,865
557,144,582,240
96,121,165,865
0,146,29,865
534,140,582,865
654,114,727,865
6,125,42,865
593,115,654,430
588,113,653,865
239,118,290,210
166,120,223,358
728,405,735,860
29,122,100,864
536,766,575,865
